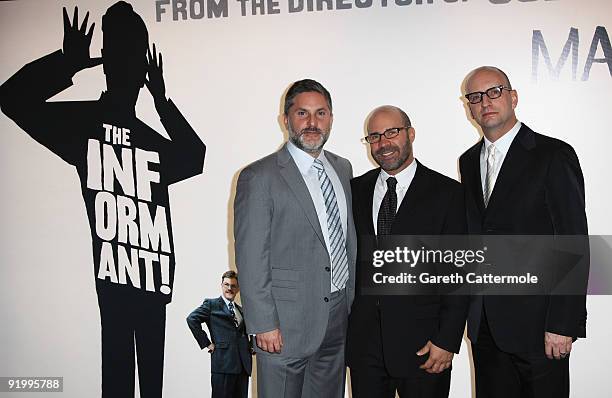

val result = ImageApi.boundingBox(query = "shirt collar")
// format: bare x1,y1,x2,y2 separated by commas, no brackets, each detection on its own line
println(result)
378,159,418,188
287,140,327,175
221,296,233,308
483,121,522,157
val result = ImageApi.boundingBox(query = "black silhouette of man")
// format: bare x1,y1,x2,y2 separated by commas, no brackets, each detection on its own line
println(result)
0,2,206,397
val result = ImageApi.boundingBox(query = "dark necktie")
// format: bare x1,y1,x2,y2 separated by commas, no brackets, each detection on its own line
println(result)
377,177,398,236
228,301,239,328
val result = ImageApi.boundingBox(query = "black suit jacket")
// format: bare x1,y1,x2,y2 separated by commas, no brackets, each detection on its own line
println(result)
187,297,252,375
346,160,469,378
459,124,588,353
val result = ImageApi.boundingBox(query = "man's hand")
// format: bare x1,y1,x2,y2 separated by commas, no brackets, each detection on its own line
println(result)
417,341,454,374
145,43,166,107
207,343,215,353
256,328,283,354
62,6,102,75
545,332,572,360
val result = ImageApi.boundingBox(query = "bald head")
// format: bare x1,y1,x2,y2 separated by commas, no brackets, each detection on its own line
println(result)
465,66,512,93
367,105,411,132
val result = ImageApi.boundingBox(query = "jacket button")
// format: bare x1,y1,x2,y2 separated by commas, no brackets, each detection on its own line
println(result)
324,297,329,302
325,267,330,272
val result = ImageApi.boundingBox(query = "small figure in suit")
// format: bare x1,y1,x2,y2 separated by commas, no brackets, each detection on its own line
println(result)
346,105,469,398
187,270,252,398
459,66,588,398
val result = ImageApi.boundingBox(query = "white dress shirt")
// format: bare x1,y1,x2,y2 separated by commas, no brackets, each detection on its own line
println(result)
480,121,522,195
287,141,348,292
372,160,418,235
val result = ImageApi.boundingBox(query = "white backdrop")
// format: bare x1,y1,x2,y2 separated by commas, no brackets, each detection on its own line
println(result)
1,0,611,396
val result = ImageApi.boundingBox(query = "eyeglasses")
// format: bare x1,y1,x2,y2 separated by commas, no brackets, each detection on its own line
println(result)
464,85,512,104
361,127,409,144
223,282,238,289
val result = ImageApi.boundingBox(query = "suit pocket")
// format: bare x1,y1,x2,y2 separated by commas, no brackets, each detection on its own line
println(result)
271,267,300,288
271,268,300,281
215,341,229,349
272,286,298,302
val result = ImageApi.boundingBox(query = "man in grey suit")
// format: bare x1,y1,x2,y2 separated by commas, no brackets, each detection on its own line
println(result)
234,79,357,397
187,270,252,398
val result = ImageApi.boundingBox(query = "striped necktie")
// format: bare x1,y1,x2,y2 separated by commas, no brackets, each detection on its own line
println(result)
312,159,349,290
227,301,239,328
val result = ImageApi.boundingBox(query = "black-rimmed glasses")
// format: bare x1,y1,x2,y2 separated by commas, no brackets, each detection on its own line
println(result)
362,127,409,144
464,85,512,104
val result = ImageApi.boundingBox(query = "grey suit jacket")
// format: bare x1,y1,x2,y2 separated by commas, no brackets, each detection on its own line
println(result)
234,143,357,358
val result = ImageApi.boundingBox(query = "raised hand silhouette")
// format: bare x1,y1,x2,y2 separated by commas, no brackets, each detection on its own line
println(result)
62,6,102,75
146,43,166,107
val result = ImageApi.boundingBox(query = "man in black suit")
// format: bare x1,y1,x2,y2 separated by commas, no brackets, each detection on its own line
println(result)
346,105,469,398
459,66,588,398
187,270,252,398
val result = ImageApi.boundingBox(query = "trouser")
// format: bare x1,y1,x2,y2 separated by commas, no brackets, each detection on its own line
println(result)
472,311,569,398
98,292,167,398
349,302,450,398
256,289,348,398
211,372,249,398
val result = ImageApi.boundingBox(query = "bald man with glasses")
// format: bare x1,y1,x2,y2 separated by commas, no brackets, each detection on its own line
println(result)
346,105,469,398
459,66,588,398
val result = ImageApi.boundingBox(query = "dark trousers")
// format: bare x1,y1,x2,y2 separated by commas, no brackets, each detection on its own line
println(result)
472,313,569,398
349,306,451,398
98,292,167,398
350,366,450,398
211,372,249,398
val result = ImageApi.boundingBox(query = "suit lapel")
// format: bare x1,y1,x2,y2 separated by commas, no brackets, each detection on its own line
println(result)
467,140,486,215
217,296,230,316
325,150,357,266
234,302,245,328
364,173,377,236
325,150,350,208
358,169,378,235
277,145,327,249
392,160,430,232
485,125,535,215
